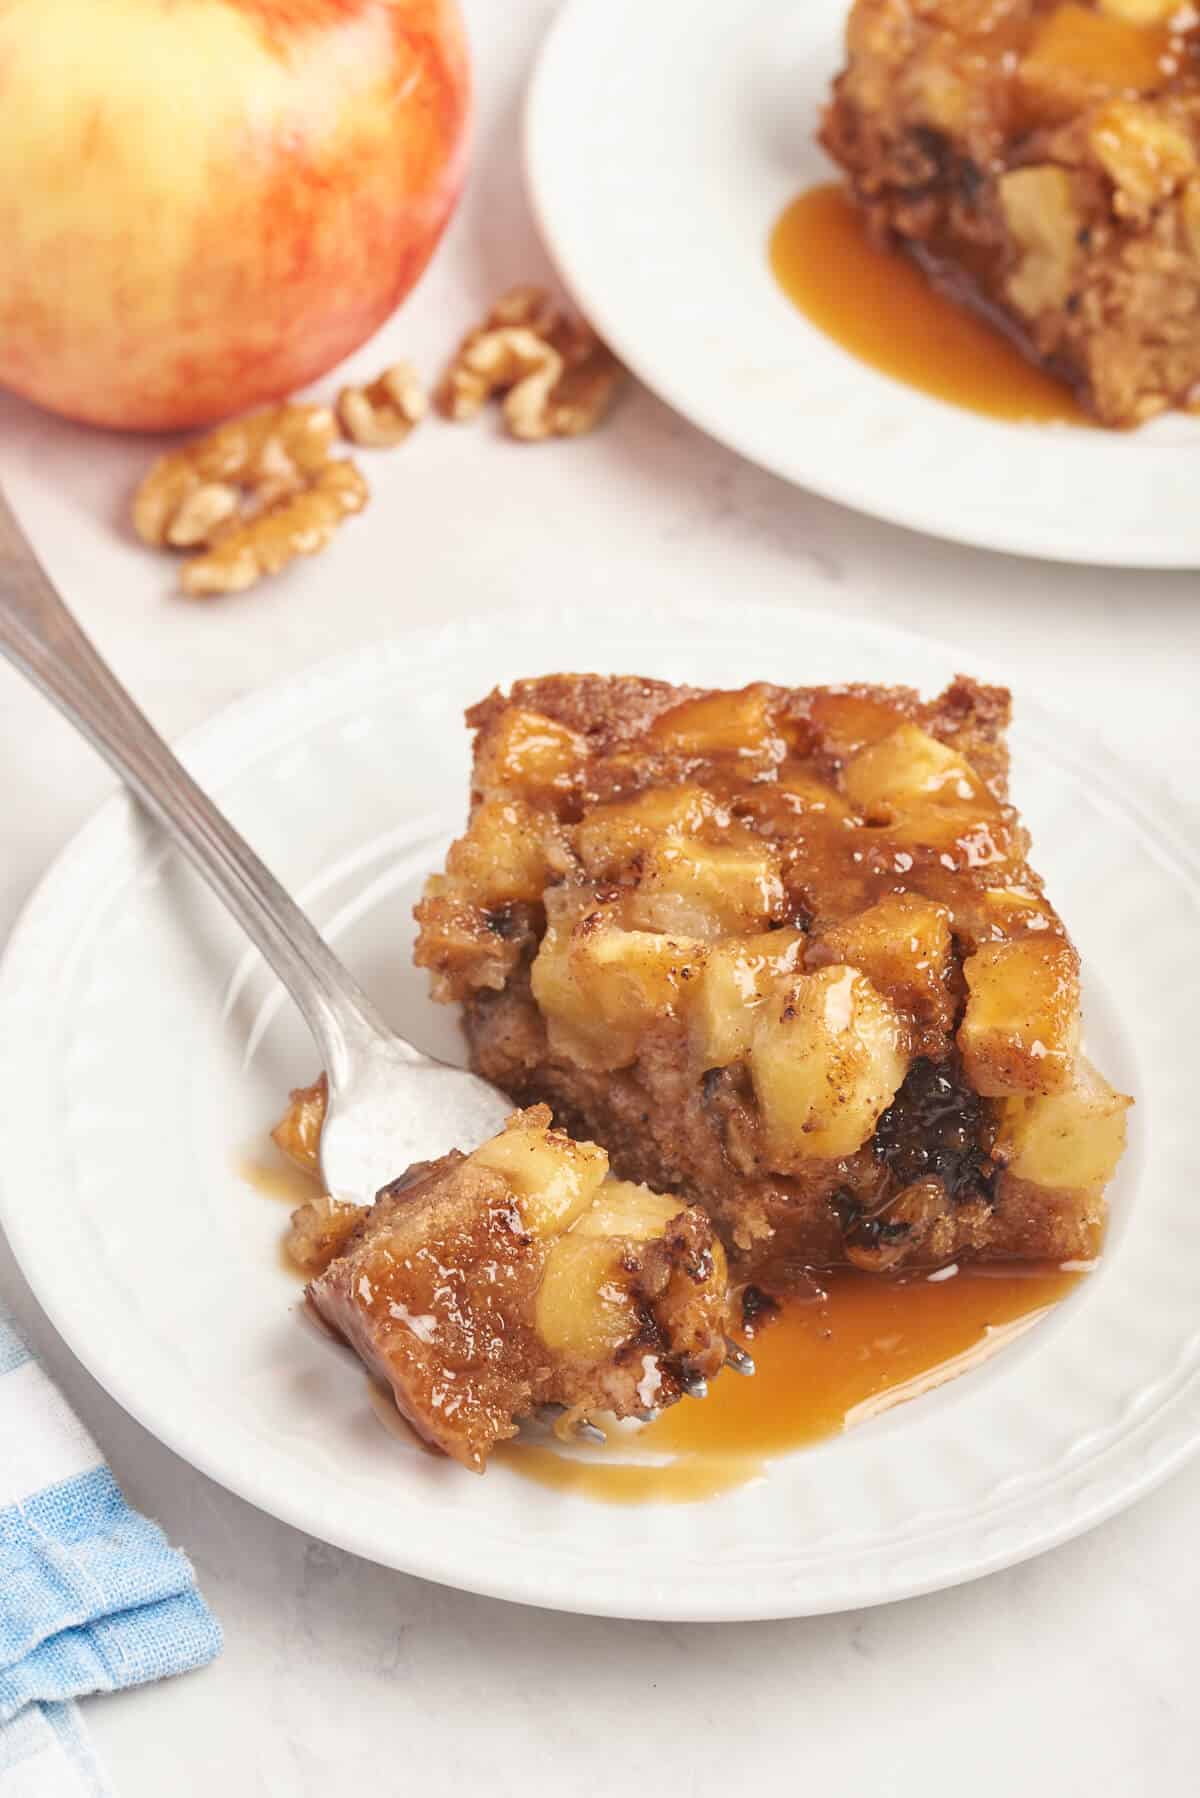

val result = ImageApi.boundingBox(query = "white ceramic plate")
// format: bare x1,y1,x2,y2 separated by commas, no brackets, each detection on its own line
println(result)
525,0,1200,568
1,603,1197,1621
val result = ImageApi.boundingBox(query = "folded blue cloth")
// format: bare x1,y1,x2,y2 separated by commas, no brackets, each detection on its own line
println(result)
0,1305,222,1795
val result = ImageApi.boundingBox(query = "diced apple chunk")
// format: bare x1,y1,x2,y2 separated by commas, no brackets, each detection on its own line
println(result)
473,707,588,804
841,722,993,823
948,883,1066,953
999,166,1082,315
834,719,1007,859
1020,5,1168,121
810,893,953,1032
571,1180,685,1241
958,937,1081,1096
471,1115,609,1239
530,899,706,1070
535,1237,635,1357
580,921,707,1025
575,784,723,879
536,1180,727,1361
750,965,909,1163
693,927,806,1068
843,723,1011,866
528,918,599,1062
443,797,563,907
649,685,781,760
978,884,1062,938
1098,0,1176,21
628,836,787,939
272,1075,327,1174
808,689,914,759
995,1059,1131,1189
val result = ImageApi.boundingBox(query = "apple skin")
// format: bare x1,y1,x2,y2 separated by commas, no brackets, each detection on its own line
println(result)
0,0,471,430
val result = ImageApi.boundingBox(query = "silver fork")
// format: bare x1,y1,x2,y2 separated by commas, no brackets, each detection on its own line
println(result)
0,489,510,1202
0,491,753,1410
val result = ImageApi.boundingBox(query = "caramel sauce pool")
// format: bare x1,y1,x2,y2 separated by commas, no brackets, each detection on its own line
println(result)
237,1154,315,1207
501,1264,1082,1504
769,183,1089,426
236,1156,313,1280
243,1149,1082,1497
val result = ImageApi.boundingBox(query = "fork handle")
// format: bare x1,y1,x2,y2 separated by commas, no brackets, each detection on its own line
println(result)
0,487,407,1086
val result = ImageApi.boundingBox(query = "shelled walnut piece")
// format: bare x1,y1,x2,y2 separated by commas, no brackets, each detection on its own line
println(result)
181,460,368,597
132,401,370,597
130,292,620,595
437,285,625,440
133,403,336,544
336,361,426,447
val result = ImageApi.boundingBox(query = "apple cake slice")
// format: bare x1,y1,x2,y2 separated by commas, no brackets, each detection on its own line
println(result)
821,0,1200,426
274,1098,732,1471
413,674,1130,1282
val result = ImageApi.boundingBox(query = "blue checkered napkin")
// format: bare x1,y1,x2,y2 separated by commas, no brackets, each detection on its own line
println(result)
0,1306,222,1795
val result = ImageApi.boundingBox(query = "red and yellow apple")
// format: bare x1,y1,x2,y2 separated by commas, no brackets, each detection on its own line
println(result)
0,0,471,430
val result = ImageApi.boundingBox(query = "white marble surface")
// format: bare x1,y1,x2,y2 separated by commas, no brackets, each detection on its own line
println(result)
1,2,1197,1791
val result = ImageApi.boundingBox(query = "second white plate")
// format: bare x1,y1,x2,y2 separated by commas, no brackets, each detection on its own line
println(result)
525,0,1200,566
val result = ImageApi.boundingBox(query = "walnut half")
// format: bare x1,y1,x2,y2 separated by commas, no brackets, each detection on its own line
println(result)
180,459,368,598
437,285,625,440
132,403,337,549
132,402,369,597
336,362,427,447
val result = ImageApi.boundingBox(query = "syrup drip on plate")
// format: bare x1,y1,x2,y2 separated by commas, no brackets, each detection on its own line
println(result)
498,1262,1083,1504
237,1154,315,1206
769,183,1090,427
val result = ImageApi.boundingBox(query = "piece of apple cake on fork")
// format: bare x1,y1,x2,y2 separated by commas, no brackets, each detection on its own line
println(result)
273,1099,736,1470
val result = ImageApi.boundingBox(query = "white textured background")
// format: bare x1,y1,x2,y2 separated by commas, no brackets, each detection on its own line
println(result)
1,2,1197,1792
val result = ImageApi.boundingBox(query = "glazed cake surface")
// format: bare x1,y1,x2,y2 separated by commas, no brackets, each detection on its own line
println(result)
414,673,1129,1284
275,1098,731,1470
822,0,1200,426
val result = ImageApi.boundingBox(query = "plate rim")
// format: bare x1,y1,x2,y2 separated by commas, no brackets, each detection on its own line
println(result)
1,602,1198,1621
524,0,1200,570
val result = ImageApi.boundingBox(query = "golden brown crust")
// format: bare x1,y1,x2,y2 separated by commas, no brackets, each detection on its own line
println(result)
466,674,701,751
309,1150,549,1471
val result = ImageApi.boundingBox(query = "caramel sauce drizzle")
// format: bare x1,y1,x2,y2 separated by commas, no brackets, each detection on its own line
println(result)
769,183,1089,426
499,1263,1082,1504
